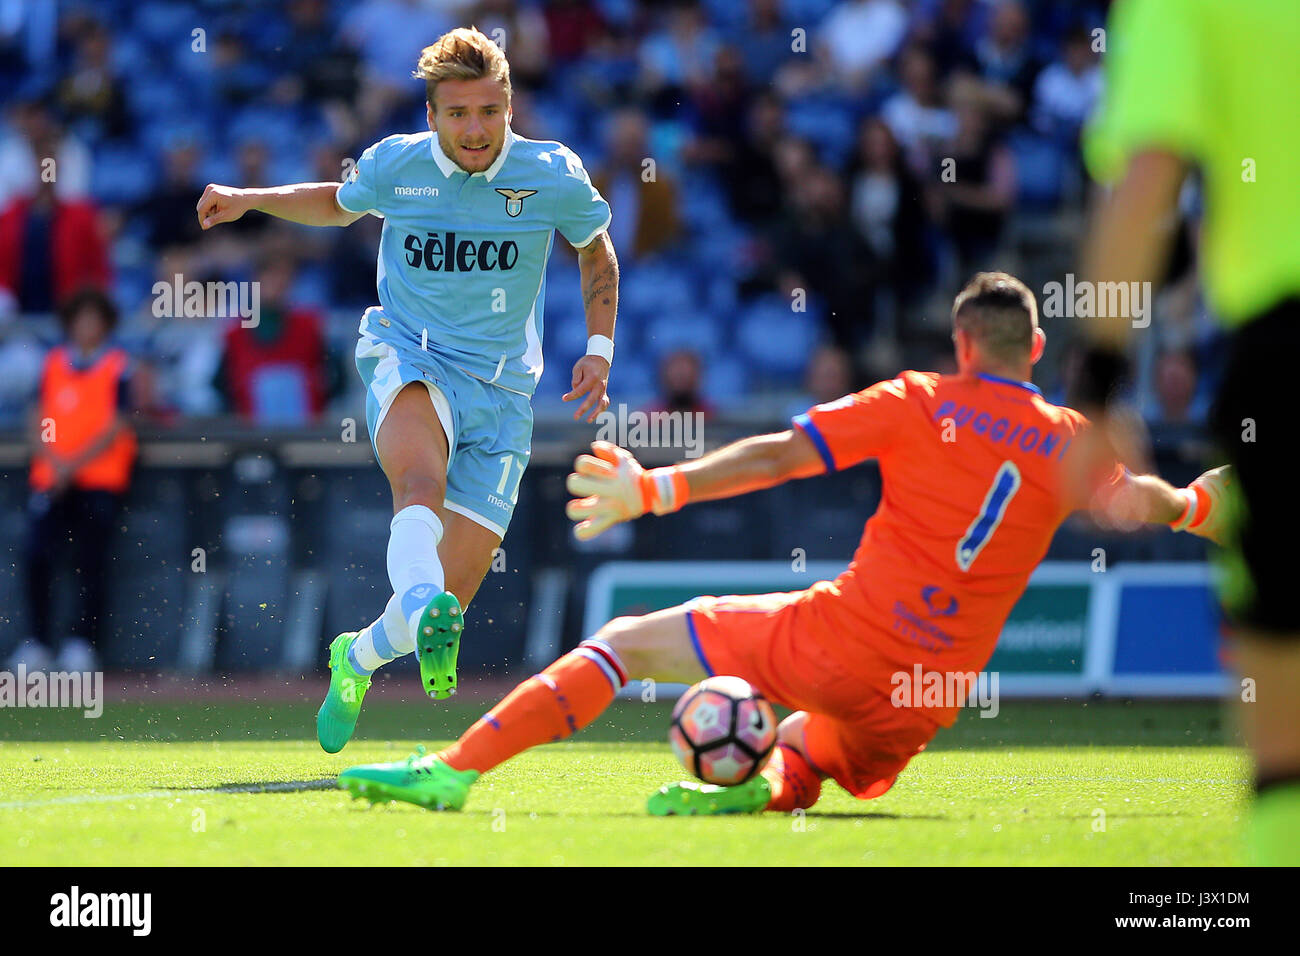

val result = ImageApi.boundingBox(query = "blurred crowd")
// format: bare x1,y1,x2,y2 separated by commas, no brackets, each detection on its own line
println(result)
0,0,1225,429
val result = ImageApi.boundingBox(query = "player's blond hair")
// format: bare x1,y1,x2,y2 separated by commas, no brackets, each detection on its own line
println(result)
414,27,511,109
952,272,1038,365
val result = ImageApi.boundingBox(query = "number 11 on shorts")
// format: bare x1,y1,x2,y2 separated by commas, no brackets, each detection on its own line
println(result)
496,453,525,506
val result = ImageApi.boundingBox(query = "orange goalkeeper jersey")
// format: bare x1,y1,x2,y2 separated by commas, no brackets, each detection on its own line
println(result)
792,370,1104,680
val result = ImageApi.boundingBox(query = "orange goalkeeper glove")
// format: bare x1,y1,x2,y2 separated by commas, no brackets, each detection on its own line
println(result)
565,440,690,541
1169,464,1233,545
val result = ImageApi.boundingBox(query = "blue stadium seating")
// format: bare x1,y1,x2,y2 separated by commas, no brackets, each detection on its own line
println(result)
1009,130,1069,210
735,295,822,379
643,308,724,359
609,353,656,405
90,143,155,205
704,354,749,407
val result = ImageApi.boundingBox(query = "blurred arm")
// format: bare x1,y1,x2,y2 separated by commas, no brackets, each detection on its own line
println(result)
1109,470,1186,524
1093,466,1231,544
1066,151,1188,481
197,182,365,230
57,414,130,475
27,406,58,467
1080,150,1188,350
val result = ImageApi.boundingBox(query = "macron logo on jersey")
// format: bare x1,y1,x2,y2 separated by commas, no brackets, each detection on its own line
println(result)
394,185,440,197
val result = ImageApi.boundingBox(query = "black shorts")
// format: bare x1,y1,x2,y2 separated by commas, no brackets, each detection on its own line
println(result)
1208,297,1299,635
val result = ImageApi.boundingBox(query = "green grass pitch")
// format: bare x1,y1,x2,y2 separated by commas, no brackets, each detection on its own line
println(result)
0,694,1248,866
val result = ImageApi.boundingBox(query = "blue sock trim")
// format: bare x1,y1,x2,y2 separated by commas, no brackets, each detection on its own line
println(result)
346,643,375,677
370,618,397,661
400,583,436,620
575,644,626,693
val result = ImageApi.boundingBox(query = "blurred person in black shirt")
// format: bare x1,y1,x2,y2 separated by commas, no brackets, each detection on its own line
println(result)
928,85,1015,276
849,116,932,302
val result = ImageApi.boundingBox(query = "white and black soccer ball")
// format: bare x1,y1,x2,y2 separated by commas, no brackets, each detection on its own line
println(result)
668,676,777,785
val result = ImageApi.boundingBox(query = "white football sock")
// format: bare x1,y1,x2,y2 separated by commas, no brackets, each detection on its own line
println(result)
387,504,447,638
347,505,446,676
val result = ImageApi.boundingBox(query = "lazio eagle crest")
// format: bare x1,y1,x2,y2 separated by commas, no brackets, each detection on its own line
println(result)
495,187,538,218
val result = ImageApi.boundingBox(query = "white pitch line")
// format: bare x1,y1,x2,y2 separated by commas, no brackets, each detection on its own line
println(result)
915,773,1249,786
0,779,338,810
0,774,1247,811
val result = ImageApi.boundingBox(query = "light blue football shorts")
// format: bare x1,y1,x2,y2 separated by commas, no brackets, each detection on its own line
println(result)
354,307,533,539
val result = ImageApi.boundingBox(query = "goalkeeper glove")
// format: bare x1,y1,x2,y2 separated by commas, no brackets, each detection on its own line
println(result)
1169,465,1233,545
565,441,690,541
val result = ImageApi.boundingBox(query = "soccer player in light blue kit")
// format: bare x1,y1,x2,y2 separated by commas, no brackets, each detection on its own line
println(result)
196,28,618,751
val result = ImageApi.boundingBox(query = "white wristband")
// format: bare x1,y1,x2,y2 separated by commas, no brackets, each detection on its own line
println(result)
586,334,614,364
1169,487,1198,531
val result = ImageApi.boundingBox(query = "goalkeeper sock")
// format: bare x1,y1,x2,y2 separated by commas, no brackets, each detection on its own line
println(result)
761,742,822,812
1251,775,1300,866
439,639,628,774
348,594,411,675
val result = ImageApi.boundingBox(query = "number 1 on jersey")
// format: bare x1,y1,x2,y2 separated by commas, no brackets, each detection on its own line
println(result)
956,460,1022,571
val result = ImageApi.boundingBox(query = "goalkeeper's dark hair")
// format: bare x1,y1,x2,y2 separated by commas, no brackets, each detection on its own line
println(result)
951,272,1038,366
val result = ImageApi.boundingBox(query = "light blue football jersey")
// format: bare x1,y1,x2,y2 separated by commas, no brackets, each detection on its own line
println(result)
336,127,611,396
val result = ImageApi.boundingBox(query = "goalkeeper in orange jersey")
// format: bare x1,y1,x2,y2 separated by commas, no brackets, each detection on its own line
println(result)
337,272,1228,814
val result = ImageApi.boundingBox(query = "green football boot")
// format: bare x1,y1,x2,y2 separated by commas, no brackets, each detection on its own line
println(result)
338,746,479,811
413,591,463,700
647,777,771,816
316,632,371,754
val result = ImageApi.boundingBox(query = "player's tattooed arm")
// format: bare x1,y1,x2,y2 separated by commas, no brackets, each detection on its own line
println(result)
576,230,619,321
565,231,619,422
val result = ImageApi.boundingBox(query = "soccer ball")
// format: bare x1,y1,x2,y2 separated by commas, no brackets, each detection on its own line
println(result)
668,676,777,785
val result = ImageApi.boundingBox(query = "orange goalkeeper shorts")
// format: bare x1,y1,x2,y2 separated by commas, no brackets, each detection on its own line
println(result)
685,582,940,800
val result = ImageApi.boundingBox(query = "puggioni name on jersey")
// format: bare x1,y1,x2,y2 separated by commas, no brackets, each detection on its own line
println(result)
932,400,1073,459
403,231,520,272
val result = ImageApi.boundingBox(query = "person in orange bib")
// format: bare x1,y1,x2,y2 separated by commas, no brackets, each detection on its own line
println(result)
337,272,1229,814
13,288,136,673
